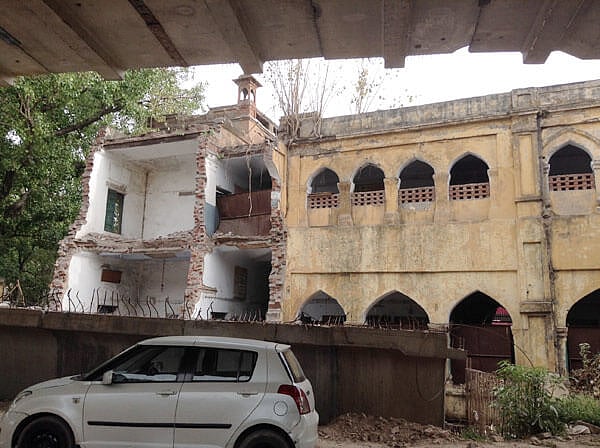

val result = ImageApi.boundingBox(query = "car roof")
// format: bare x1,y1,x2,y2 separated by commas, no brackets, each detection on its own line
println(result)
138,335,288,351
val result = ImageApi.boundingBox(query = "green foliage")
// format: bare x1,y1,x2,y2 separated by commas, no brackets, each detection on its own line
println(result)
460,426,488,441
556,393,600,426
569,343,600,398
493,361,564,438
0,68,204,302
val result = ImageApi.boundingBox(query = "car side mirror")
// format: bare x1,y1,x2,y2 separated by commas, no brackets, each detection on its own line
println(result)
102,370,114,385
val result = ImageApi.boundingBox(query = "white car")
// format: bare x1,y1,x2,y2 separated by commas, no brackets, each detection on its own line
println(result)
0,336,319,448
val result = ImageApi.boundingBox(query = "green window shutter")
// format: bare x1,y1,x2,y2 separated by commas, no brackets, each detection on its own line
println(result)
104,189,124,233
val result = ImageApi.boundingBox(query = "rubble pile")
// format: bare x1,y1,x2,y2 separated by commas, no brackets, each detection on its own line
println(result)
318,413,457,446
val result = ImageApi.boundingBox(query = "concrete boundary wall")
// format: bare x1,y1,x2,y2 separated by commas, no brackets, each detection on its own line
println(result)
0,309,463,425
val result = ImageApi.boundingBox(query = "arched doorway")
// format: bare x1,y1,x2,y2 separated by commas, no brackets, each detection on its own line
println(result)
449,292,514,384
365,291,429,329
566,289,600,370
298,291,346,325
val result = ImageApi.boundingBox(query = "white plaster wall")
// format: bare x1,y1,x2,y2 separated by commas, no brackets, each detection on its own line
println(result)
206,156,218,206
200,250,266,318
64,252,105,311
142,163,196,239
77,151,145,238
64,252,188,316
214,158,239,194
204,250,236,298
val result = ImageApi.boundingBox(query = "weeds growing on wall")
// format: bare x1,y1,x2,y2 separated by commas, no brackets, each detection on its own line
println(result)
493,361,564,438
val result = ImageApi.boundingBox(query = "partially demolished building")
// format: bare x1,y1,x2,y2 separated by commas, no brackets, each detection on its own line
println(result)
52,76,286,321
53,77,600,377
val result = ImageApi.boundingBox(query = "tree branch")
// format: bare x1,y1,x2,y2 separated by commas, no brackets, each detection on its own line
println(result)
54,103,123,137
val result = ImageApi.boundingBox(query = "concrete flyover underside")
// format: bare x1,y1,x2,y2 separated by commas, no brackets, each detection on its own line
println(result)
1,0,600,85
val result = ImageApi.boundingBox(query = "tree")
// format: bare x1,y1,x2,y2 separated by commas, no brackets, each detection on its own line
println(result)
264,58,341,140
0,69,205,303
264,58,414,135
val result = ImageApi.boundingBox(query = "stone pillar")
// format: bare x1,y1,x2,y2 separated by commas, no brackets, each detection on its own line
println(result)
336,181,353,226
592,160,600,208
541,162,552,213
384,177,399,224
433,172,449,222
556,326,569,377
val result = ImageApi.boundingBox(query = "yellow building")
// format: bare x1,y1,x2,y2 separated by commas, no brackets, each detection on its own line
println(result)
281,80,600,378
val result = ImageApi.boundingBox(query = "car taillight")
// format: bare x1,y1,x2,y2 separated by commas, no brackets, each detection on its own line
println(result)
277,384,311,414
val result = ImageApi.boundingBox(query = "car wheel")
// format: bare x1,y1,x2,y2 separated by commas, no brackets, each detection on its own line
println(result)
237,429,291,448
16,416,74,448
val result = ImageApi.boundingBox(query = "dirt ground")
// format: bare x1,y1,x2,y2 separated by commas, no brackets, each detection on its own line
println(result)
317,413,600,448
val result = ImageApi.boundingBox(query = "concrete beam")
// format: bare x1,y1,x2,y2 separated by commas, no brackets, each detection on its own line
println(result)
41,0,124,79
382,0,412,68
522,0,588,64
126,0,187,67
204,0,263,74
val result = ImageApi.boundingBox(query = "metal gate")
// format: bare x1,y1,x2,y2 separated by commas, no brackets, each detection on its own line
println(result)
465,368,502,433
450,325,514,384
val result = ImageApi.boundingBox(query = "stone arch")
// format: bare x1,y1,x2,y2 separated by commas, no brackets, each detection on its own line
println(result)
307,167,340,194
398,160,435,204
449,291,514,384
351,162,385,193
297,290,346,325
566,289,600,371
448,153,490,201
543,128,600,161
399,160,435,189
364,290,430,329
547,144,594,191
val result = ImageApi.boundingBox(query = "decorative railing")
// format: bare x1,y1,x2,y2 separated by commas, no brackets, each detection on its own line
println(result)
449,182,490,200
399,186,435,204
307,192,340,209
351,189,385,206
548,173,594,191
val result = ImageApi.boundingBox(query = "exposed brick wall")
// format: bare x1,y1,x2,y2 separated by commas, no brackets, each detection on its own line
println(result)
50,128,109,305
183,134,210,316
267,176,286,322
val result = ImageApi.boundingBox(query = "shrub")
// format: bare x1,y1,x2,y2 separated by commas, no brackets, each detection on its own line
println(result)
569,343,600,398
556,393,600,426
493,361,564,438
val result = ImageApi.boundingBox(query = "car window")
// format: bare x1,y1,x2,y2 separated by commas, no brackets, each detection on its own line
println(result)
280,349,306,383
191,348,257,382
88,345,186,383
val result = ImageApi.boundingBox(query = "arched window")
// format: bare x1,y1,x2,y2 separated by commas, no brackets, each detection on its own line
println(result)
449,291,514,384
399,160,435,204
566,289,600,371
548,145,594,191
449,155,490,200
298,291,346,325
307,168,340,209
351,164,385,206
365,291,429,330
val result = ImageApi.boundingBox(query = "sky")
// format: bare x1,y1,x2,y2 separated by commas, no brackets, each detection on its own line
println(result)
187,47,600,122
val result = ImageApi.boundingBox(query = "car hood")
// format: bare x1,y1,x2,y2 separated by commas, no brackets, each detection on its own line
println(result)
27,375,76,392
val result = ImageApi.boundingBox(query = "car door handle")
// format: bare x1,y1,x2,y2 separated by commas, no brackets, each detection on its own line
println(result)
237,392,259,397
156,390,178,397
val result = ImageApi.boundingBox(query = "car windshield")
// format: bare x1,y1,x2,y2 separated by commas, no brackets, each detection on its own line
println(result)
79,344,144,381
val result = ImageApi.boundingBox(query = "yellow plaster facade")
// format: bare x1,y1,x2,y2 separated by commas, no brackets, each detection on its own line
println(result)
280,80,600,374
